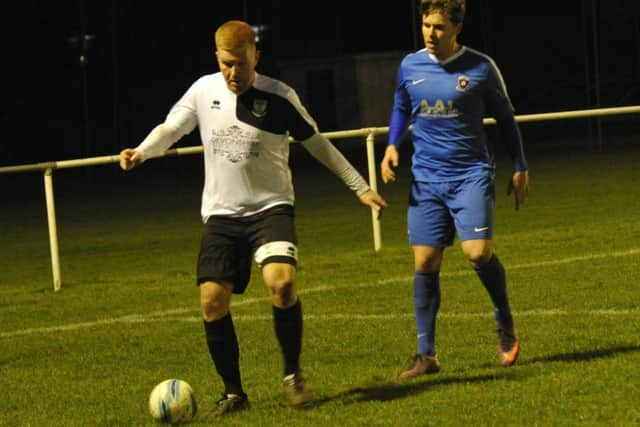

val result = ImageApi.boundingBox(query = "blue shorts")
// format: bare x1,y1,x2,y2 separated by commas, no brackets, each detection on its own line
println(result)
407,173,495,247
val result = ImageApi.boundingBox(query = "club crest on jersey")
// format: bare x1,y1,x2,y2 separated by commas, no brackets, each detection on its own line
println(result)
252,99,268,118
456,75,470,92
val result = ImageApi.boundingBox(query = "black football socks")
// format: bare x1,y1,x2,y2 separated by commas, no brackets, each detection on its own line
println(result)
273,299,303,376
204,313,244,396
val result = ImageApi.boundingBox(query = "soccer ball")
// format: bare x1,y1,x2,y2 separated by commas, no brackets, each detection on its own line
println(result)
148,379,198,424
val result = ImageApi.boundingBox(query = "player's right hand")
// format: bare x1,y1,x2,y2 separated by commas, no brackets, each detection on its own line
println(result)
380,145,399,184
119,148,143,171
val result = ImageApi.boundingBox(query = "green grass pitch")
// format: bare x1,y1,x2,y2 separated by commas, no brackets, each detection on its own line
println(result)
1,142,639,426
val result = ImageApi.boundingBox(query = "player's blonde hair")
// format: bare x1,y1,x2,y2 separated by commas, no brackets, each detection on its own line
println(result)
215,20,256,50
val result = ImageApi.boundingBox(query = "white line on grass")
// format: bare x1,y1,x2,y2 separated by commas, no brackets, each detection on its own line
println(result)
2,308,639,338
145,308,640,322
2,248,639,339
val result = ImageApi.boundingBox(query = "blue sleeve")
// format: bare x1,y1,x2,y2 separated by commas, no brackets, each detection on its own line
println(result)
497,116,528,171
484,62,528,172
387,65,411,147
387,109,410,147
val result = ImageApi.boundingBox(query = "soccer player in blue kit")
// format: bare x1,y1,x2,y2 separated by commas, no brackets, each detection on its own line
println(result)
120,21,387,414
380,0,529,377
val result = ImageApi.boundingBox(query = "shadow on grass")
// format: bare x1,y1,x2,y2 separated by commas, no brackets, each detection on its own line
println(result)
472,343,640,370
522,344,640,365
309,371,524,406
307,344,640,406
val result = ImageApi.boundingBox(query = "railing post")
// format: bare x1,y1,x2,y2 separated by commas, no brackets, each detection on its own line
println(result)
365,130,382,251
44,168,62,291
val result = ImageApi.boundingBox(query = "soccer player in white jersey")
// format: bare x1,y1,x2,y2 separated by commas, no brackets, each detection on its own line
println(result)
120,20,387,415
380,0,529,377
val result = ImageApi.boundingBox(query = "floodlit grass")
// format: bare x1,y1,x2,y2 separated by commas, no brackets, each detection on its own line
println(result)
1,145,639,426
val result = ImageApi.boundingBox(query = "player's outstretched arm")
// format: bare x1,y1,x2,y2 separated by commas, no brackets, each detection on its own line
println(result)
119,123,183,171
301,133,388,215
380,145,399,184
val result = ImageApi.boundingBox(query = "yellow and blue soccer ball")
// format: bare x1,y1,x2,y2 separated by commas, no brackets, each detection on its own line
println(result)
148,379,197,424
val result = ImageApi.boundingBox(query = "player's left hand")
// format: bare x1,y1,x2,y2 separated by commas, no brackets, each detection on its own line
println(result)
359,190,388,219
507,170,529,210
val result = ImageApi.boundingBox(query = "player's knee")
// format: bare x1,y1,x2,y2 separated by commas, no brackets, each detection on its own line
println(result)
464,247,492,266
462,239,493,266
413,250,443,272
414,257,442,272
200,297,229,321
200,286,231,321
267,277,296,307
263,262,297,307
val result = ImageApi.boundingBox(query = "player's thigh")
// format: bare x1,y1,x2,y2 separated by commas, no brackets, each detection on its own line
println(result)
451,173,495,242
251,205,299,268
408,181,455,247
197,218,252,294
262,262,296,286
249,205,299,306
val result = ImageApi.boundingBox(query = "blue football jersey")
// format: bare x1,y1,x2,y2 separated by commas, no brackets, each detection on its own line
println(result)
391,46,522,182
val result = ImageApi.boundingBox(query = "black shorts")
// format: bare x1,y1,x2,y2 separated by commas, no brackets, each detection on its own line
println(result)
197,204,298,294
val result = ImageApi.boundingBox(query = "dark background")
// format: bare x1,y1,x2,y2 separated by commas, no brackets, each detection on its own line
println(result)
2,0,640,166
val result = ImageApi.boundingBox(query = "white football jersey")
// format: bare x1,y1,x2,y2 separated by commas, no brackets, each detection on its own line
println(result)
163,72,321,220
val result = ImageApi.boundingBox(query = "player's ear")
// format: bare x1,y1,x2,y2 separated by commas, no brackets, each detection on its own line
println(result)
254,49,261,67
455,23,463,36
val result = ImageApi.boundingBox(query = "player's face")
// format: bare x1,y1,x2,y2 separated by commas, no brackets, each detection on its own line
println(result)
216,44,259,94
421,11,462,60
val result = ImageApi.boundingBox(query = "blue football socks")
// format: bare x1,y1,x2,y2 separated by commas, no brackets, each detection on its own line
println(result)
473,254,514,332
413,271,440,356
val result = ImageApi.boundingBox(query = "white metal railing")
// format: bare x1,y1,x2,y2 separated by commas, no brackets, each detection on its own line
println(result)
2,105,640,291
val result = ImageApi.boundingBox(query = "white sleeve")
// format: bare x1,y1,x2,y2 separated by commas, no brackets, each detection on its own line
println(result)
301,133,370,196
135,114,196,161
135,88,199,160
